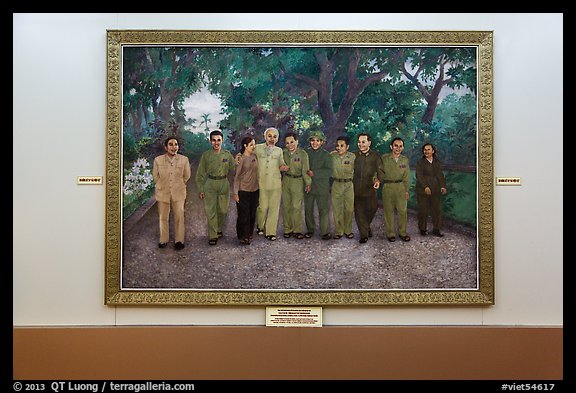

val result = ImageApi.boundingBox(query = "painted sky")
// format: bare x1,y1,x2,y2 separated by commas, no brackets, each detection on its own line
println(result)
183,86,225,133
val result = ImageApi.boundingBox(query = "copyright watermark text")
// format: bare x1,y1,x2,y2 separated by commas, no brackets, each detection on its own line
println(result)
13,382,194,393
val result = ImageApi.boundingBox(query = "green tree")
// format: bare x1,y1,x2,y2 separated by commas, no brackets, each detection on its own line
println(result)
200,113,212,132
277,47,404,148
123,47,204,156
397,47,477,124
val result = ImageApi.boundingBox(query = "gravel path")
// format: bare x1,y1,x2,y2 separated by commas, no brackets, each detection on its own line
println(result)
122,172,477,290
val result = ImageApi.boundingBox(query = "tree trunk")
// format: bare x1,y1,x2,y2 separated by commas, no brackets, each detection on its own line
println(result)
133,101,144,139
421,72,445,124
323,124,346,151
290,49,389,148
155,84,182,138
422,96,439,124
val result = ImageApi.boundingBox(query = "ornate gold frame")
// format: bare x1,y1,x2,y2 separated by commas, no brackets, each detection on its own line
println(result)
105,30,493,306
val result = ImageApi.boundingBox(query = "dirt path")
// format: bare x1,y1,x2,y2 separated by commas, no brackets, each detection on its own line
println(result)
122,169,477,290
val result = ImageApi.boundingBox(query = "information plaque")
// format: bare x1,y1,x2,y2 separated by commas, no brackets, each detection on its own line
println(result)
266,307,323,327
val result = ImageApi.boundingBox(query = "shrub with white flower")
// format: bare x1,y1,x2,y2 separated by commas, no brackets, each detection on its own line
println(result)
123,158,154,196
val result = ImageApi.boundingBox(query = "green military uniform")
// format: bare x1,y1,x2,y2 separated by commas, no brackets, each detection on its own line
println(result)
254,143,287,237
304,135,333,237
195,149,236,240
331,151,355,237
353,149,384,239
381,153,411,238
282,147,311,235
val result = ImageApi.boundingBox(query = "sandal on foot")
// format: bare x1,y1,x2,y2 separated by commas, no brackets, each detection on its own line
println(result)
333,234,342,239
208,238,218,245
283,232,292,238
294,233,304,239
345,233,354,239
399,234,411,242
304,232,313,238
266,235,277,241
240,238,250,245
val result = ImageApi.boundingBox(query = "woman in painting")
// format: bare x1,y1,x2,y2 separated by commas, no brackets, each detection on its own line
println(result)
415,142,447,237
233,136,259,245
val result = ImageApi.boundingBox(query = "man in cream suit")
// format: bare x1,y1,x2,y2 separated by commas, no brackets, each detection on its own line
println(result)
253,127,289,240
153,136,191,250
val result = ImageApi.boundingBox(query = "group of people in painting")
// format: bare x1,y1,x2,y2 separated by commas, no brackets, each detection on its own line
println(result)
152,130,447,250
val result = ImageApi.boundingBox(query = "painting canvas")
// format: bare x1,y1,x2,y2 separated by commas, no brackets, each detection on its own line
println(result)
105,30,494,305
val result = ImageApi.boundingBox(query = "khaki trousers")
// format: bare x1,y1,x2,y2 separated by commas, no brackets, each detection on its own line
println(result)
157,199,186,244
257,188,282,237
382,183,408,237
202,178,230,239
282,177,305,234
332,182,354,236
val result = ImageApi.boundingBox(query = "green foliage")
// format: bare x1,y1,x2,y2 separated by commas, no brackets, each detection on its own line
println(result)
406,93,476,166
123,186,154,220
181,131,211,160
443,171,477,227
346,80,421,155
123,127,139,167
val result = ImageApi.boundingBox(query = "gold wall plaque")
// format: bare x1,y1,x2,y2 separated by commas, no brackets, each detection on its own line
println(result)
496,177,521,186
77,176,103,185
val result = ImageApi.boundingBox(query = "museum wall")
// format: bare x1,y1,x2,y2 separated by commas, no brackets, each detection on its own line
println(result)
13,13,563,327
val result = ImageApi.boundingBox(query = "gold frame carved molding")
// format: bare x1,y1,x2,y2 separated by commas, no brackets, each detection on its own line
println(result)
105,30,493,306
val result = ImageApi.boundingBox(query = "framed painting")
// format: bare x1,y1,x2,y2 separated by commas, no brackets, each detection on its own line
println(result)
105,30,494,306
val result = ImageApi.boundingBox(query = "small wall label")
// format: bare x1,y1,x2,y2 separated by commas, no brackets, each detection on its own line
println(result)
266,307,323,327
496,177,521,186
77,176,103,185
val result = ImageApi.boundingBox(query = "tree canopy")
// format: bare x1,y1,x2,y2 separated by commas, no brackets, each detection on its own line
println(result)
122,45,477,166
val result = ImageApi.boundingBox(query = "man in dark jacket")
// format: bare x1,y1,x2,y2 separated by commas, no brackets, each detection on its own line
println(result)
415,143,447,237
353,133,384,243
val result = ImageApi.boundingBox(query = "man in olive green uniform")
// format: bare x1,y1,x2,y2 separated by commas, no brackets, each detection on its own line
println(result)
331,135,355,239
381,137,411,242
254,127,289,240
196,130,236,245
282,132,311,239
353,133,384,244
304,130,333,240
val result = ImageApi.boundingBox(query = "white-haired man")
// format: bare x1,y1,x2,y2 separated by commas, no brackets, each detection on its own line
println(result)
252,127,289,240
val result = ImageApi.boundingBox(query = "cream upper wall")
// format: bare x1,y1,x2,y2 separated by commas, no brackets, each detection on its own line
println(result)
13,13,563,326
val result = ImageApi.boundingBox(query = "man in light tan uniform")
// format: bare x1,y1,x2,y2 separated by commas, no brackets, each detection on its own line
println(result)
254,127,289,241
153,136,191,250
